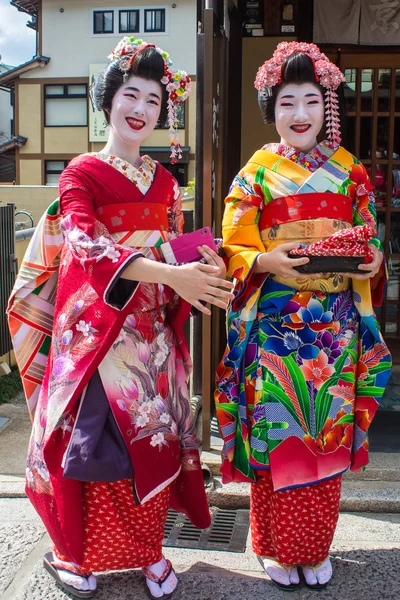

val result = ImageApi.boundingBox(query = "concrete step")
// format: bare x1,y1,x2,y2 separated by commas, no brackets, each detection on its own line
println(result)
206,476,400,513
202,449,400,482
2,474,400,513
0,475,25,498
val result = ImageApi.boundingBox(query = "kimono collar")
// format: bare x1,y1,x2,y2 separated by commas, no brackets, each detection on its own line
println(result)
262,140,336,172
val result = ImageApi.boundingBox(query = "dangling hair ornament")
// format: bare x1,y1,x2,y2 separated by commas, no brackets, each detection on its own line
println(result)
254,42,346,147
109,36,192,163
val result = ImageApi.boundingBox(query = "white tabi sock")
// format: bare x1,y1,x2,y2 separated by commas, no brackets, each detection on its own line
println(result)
260,557,299,586
302,557,333,586
52,553,97,591
144,557,178,597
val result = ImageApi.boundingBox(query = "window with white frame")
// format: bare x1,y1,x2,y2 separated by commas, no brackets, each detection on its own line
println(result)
45,160,70,186
94,10,114,34
44,85,88,127
91,7,168,36
119,9,140,33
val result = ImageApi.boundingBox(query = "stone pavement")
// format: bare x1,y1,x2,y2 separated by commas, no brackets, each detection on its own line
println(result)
1,496,400,600
1,400,400,599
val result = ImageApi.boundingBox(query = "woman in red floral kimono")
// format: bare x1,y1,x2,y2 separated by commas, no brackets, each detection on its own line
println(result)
215,43,391,591
7,37,233,599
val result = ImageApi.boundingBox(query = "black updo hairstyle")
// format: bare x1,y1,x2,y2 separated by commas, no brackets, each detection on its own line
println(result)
258,52,324,124
94,47,169,127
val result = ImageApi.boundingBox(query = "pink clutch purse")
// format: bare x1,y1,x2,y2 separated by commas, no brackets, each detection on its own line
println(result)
160,227,217,265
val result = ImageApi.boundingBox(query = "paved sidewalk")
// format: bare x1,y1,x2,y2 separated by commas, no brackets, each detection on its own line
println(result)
1,497,399,600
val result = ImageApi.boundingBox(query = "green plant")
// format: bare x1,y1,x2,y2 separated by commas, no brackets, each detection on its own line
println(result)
0,368,23,404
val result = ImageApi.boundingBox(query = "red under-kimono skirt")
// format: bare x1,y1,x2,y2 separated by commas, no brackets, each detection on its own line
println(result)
250,472,342,565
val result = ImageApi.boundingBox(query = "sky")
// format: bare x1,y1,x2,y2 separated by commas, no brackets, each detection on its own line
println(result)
0,0,36,67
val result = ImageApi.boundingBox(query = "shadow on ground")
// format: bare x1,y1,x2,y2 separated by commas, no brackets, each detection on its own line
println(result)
14,549,400,600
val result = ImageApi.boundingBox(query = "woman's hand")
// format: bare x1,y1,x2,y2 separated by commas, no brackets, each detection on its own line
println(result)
168,262,234,315
197,245,227,279
254,242,315,279
343,245,384,280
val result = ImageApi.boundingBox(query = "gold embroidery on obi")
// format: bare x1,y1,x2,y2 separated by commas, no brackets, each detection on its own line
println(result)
260,218,352,292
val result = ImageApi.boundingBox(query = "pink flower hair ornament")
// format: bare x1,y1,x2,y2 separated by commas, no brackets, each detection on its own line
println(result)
109,36,192,163
254,42,346,147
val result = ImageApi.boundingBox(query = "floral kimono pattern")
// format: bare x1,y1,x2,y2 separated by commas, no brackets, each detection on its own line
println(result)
215,141,392,492
8,153,210,566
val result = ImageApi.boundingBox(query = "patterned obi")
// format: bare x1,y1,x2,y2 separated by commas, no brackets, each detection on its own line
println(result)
259,192,353,293
96,202,173,314
96,201,169,260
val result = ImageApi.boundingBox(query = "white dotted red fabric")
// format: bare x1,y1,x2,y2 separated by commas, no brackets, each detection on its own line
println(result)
289,224,374,260
250,472,342,565
55,479,170,573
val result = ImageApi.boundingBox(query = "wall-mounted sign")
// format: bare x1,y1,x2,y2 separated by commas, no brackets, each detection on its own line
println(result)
89,64,109,143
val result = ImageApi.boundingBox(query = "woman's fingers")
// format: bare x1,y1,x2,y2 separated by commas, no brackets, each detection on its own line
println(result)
201,293,230,310
278,241,304,252
197,246,216,265
358,262,378,272
204,275,234,290
192,300,211,315
197,263,221,273
205,285,234,300
198,245,219,262
286,256,310,267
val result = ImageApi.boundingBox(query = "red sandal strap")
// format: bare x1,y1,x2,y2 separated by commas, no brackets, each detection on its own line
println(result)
142,559,173,585
51,559,92,578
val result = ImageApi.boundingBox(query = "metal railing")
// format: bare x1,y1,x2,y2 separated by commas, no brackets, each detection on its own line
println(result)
0,204,17,356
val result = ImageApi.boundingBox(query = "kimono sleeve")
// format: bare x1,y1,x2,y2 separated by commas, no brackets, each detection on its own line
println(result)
59,167,143,311
168,177,185,237
222,165,268,311
352,162,387,306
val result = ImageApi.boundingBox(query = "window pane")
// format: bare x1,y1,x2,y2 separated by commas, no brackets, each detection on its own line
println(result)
394,117,400,158
145,9,165,32
94,12,103,33
343,69,356,112
372,163,388,209
360,68,373,112
46,98,87,126
45,85,64,96
145,11,153,30
359,117,372,160
104,12,113,33
377,116,390,156
67,85,86,96
120,11,128,31
129,10,139,31
393,168,400,206
378,68,391,112
387,259,400,303
46,161,66,171
46,173,61,185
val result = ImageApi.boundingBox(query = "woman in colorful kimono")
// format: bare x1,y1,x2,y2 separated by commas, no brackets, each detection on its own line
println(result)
215,42,392,591
7,37,234,599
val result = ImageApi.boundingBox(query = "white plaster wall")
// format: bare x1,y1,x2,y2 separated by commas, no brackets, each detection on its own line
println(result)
0,66,13,138
22,0,197,79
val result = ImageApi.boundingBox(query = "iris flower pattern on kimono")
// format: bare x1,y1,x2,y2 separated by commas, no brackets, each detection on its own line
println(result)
215,141,392,492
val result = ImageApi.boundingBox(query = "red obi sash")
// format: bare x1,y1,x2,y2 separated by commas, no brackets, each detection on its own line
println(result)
96,203,169,233
259,192,353,230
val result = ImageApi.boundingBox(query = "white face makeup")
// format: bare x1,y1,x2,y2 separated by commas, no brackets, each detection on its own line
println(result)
108,74,162,147
274,83,324,153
